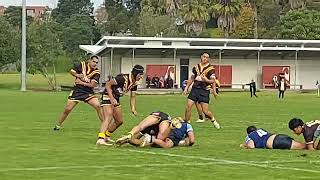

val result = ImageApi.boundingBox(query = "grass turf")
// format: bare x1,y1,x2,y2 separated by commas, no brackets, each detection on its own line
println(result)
1,89,320,179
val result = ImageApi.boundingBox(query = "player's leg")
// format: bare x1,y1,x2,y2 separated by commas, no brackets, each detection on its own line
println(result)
200,102,220,129
195,102,205,123
157,121,172,140
116,115,160,145
185,99,195,123
290,140,306,150
96,105,113,145
87,97,104,122
54,100,78,130
107,105,123,133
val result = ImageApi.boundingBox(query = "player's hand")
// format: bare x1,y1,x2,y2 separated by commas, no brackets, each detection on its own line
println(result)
131,110,138,116
110,98,118,106
201,76,210,82
75,78,84,85
239,144,247,149
83,76,90,82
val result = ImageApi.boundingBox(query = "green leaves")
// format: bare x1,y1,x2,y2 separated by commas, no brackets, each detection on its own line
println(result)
278,10,320,39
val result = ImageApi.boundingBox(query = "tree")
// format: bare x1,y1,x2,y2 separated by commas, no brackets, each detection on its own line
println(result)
0,16,20,68
258,2,281,38
274,0,307,10
4,6,33,29
210,0,241,37
52,0,94,23
232,5,255,38
138,4,179,36
278,10,320,39
60,15,96,59
27,20,64,90
180,0,210,35
161,0,182,16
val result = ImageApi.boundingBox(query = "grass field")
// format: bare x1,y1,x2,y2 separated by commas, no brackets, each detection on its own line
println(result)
1,87,320,180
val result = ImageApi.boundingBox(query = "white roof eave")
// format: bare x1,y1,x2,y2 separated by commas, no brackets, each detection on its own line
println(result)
79,45,106,55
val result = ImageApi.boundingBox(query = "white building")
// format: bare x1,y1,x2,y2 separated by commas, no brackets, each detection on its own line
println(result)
80,36,320,90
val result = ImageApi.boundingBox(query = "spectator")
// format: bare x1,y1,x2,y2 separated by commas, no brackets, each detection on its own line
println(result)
246,79,258,98
278,78,289,99
159,76,165,88
146,75,151,88
152,74,160,88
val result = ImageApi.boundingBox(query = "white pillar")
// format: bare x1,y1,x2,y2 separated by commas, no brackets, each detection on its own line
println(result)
294,50,298,90
132,48,135,68
110,48,113,76
173,48,177,88
218,50,222,79
21,0,27,91
257,51,261,89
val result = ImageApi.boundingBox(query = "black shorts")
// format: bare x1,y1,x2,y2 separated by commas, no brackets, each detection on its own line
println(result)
272,134,293,149
68,87,95,102
141,124,159,136
150,111,170,121
188,88,210,104
101,94,120,107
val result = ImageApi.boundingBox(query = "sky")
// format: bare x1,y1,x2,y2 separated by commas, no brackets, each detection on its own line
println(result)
0,0,104,9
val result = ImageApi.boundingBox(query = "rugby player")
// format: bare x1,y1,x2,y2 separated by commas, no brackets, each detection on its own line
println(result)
183,52,220,128
240,125,305,150
53,55,102,130
288,118,320,150
115,111,182,146
96,65,144,145
153,122,195,148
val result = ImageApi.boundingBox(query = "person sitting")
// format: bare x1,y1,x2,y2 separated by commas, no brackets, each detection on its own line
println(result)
152,75,160,88
146,75,151,88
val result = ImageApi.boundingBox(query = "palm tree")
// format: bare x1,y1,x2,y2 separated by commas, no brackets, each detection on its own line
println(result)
161,0,182,16
244,0,263,38
180,0,210,35
210,0,241,38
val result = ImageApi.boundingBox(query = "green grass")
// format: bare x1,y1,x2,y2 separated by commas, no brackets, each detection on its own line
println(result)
0,73,73,90
1,89,320,179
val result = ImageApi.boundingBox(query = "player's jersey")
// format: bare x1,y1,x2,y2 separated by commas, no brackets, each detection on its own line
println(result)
169,122,193,144
71,61,100,94
245,129,272,148
103,73,138,98
303,120,320,144
192,63,215,90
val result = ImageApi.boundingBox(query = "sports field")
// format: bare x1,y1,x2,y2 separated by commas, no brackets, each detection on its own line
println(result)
1,88,320,179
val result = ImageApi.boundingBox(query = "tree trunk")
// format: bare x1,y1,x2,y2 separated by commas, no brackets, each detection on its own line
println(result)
253,5,258,39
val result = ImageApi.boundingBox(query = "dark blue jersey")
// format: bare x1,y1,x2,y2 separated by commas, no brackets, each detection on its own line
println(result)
245,129,271,148
168,122,193,146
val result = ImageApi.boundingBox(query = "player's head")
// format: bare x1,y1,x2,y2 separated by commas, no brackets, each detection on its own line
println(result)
200,52,210,64
288,118,304,135
246,125,257,134
88,55,99,68
132,65,144,81
170,117,184,129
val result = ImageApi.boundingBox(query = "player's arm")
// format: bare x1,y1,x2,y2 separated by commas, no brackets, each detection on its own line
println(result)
306,143,316,150
105,79,118,105
154,138,174,148
183,75,195,94
130,88,137,115
74,78,97,88
187,131,195,146
240,136,255,149
70,64,83,79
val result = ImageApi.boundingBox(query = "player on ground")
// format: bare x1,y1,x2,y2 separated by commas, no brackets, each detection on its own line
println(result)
96,65,144,145
153,122,195,148
53,55,102,130
115,111,182,145
288,118,320,150
183,52,220,128
240,125,305,150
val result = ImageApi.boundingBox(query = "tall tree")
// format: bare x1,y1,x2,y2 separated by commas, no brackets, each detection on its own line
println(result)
52,0,94,23
4,6,33,29
0,16,20,68
27,20,64,90
180,0,210,35
278,10,320,39
210,0,241,37
232,5,255,38
60,15,95,59
138,4,179,36
244,0,264,38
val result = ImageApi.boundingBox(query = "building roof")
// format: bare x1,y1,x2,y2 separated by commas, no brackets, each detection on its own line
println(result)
80,36,320,55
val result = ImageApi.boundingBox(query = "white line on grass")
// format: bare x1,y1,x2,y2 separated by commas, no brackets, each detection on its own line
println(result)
126,149,320,173
0,162,219,172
